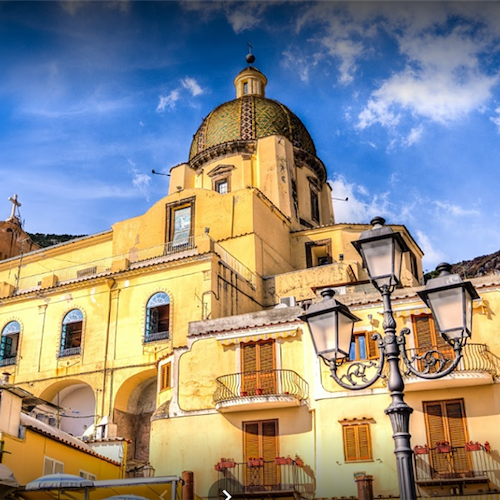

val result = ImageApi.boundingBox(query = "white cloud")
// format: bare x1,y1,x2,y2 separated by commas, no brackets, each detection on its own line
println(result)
329,176,392,223
403,125,424,147
129,160,151,201
181,77,203,97
491,107,500,133
434,201,480,218
416,230,447,271
59,0,90,16
156,90,180,112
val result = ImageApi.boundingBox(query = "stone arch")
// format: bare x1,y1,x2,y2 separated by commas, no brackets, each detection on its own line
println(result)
113,369,157,468
40,379,95,437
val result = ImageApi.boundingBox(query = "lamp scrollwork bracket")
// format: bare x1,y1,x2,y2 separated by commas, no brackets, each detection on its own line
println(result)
397,328,464,379
328,332,386,390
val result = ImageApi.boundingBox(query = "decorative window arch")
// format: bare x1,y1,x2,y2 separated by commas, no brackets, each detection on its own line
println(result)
0,321,20,366
59,309,83,357
145,292,170,343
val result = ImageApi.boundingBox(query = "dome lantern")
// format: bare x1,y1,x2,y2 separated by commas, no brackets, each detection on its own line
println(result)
234,67,267,98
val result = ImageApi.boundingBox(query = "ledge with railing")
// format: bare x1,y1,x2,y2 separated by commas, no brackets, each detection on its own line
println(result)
414,443,495,485
217,459,314,498
58,347,82,358
0,357,16,367
213,369,309,411
143,331,170,343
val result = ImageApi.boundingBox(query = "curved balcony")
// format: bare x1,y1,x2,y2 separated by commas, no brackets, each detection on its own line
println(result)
401,343,497,391
214,369,309,412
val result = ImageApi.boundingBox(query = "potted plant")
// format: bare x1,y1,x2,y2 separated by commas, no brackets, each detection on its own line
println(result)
465,441,482,452
240,391,248,397
294,454,304,467
414,445,430,455
215,458,235,471
275,456,292,465
255,388,263,395
484,442,491,453
436,441,452,453
247,457,264,467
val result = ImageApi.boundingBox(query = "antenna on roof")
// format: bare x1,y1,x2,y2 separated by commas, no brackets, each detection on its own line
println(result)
332,197,348,201
246,42,255,65
151,169,170,177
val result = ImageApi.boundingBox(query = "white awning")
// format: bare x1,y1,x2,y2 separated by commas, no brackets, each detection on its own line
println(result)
217,327,300,346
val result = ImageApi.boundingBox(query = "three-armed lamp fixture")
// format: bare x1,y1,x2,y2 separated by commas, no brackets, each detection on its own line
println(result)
300,217,479,500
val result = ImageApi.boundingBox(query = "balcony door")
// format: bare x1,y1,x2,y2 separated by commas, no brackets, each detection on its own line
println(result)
424,399,471,477
243,419,279,489
413,314,454,372
241,340,276,395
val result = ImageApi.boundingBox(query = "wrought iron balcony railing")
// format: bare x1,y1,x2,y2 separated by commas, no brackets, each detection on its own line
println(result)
217,460,314,498
213,369,309,405
414,444,492,485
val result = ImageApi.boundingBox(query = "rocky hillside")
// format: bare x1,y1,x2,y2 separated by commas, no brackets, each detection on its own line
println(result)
452,250,500,279
28,233,85,248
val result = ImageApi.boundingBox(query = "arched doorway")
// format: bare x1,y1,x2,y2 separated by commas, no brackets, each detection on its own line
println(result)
113,370,157,471
40,381,95,437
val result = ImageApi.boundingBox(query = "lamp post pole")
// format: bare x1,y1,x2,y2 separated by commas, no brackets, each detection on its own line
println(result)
300,217,479,500
380,284,417,500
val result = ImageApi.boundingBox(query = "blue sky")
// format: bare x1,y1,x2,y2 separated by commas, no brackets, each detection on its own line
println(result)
2,1,500,271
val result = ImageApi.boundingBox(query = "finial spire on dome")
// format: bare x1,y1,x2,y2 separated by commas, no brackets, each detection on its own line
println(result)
246,42,255,65
234,45,267,98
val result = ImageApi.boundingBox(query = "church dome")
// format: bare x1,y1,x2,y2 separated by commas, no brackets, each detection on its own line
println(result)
188,95,317,162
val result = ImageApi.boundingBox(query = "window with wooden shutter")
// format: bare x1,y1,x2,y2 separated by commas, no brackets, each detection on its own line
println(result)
342,422,372,462
243,420,278,488
160,362,172,391
43,456,64,475
424,399,471,476
241,341,276,395
349,333,378,361
413,314,454,371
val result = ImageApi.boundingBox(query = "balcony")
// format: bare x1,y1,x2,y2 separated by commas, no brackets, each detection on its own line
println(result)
217,460,314,499
414,444,492,487
400,343,497,391
213,369,309,412
58,346,81,358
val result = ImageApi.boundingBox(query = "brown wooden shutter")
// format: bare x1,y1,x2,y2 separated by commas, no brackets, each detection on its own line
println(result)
343,426,358,461
414,315,433,348
424,400,470,475
258,341,276,394
243,422,260,460
445,401,469,473
242,343,258,393
262,420,278,486
366,333,379,359
357,425,371,460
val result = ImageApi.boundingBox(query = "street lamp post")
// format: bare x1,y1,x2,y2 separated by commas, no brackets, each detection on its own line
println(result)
300,217,479,500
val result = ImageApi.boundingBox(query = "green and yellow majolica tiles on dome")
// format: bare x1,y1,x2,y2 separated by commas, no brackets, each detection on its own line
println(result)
205,99,241,150
189,96,316,161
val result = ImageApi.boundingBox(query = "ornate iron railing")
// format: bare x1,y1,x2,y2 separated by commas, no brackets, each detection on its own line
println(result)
414,444,492,483
214,369,309,404
402,343,496,377
144,331,170,343
58,346,81,358
217,460,314,498
0,357,16,367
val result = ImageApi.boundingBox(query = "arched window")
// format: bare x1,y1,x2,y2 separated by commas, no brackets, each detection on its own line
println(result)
0,321,20,366
145,292,170,343
60,309,83,357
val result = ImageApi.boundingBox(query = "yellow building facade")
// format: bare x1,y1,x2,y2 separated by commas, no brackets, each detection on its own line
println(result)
0,60,498,500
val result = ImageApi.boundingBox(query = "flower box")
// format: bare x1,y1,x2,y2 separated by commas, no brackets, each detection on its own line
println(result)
275,457,292,465
436,442,452,454
484,442,491,453
240,391,248,397
247,458,264,467
215,459,236,471
414,445,430,455
255,388,263,395
294,457,304,467
465,442,482,452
